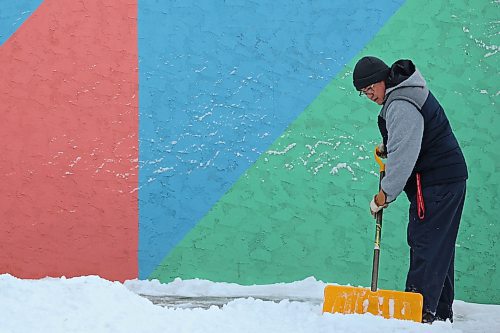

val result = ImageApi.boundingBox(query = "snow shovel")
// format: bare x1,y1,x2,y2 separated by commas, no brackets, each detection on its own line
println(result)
322,147,423,322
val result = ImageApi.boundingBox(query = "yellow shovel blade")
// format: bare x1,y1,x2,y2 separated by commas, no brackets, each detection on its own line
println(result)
323,285,423,322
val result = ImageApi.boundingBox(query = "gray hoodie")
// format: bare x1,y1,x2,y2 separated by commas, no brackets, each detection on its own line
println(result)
379,70,429,202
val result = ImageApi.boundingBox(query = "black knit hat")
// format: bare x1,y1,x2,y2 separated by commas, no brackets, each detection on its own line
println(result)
352,56,390,90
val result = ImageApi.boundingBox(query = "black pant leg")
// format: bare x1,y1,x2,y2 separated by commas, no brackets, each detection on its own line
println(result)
436,184,466,320
435,253,455,320
405,181,466,315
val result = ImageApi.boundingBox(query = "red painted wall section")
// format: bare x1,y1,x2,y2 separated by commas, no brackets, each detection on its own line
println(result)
0,0,138,280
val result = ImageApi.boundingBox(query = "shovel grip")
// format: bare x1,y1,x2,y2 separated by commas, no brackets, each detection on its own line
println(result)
375,147,386,173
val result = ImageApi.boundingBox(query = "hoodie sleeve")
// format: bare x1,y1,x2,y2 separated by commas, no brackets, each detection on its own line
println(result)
381,100,424,202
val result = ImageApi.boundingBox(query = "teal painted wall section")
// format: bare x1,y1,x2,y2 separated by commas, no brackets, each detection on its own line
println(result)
151,0,499,305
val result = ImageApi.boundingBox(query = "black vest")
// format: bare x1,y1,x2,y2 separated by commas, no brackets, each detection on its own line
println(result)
378,91,468,197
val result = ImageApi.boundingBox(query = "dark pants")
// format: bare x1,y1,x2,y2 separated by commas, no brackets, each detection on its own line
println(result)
405,181,466,320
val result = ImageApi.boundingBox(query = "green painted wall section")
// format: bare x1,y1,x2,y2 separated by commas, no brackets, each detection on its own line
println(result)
152,0,499,304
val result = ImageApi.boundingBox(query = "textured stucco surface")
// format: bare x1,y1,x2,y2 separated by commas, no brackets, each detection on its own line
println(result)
0,1,44,46
152,0,499,304
138,0,405,279
0,0,138,280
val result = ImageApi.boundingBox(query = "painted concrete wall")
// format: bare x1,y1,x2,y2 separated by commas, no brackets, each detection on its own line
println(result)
0,0,498,305
137,0,405,279
145,1,499,305
0,0,138,281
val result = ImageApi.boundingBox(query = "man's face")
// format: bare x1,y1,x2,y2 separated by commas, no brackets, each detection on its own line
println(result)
360,81,386,105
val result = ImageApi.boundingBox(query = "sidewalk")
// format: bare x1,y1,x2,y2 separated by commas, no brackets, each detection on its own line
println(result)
141,294,323,309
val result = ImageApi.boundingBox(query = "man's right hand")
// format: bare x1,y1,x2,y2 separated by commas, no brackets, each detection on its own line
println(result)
376,143,387,159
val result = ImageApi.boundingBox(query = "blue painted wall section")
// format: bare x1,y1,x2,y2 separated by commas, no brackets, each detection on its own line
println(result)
0,1,44,46
138,0,406,278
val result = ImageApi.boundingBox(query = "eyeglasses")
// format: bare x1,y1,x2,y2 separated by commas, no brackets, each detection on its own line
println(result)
359,84,375,97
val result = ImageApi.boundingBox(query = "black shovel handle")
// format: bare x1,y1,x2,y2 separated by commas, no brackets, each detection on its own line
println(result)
371,148,386,292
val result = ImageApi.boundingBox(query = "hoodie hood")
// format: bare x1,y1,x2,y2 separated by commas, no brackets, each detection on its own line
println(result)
380,61,429,120
386,59,416,88
384,60,427,98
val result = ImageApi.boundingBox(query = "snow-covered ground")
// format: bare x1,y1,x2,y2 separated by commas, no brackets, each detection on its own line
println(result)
0,274,499,333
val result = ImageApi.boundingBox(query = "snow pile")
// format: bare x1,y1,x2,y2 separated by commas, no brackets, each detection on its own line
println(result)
124,275,326,298
0,274,499,333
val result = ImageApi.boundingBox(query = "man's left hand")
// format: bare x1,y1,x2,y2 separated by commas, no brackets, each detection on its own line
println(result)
370,189,388,218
